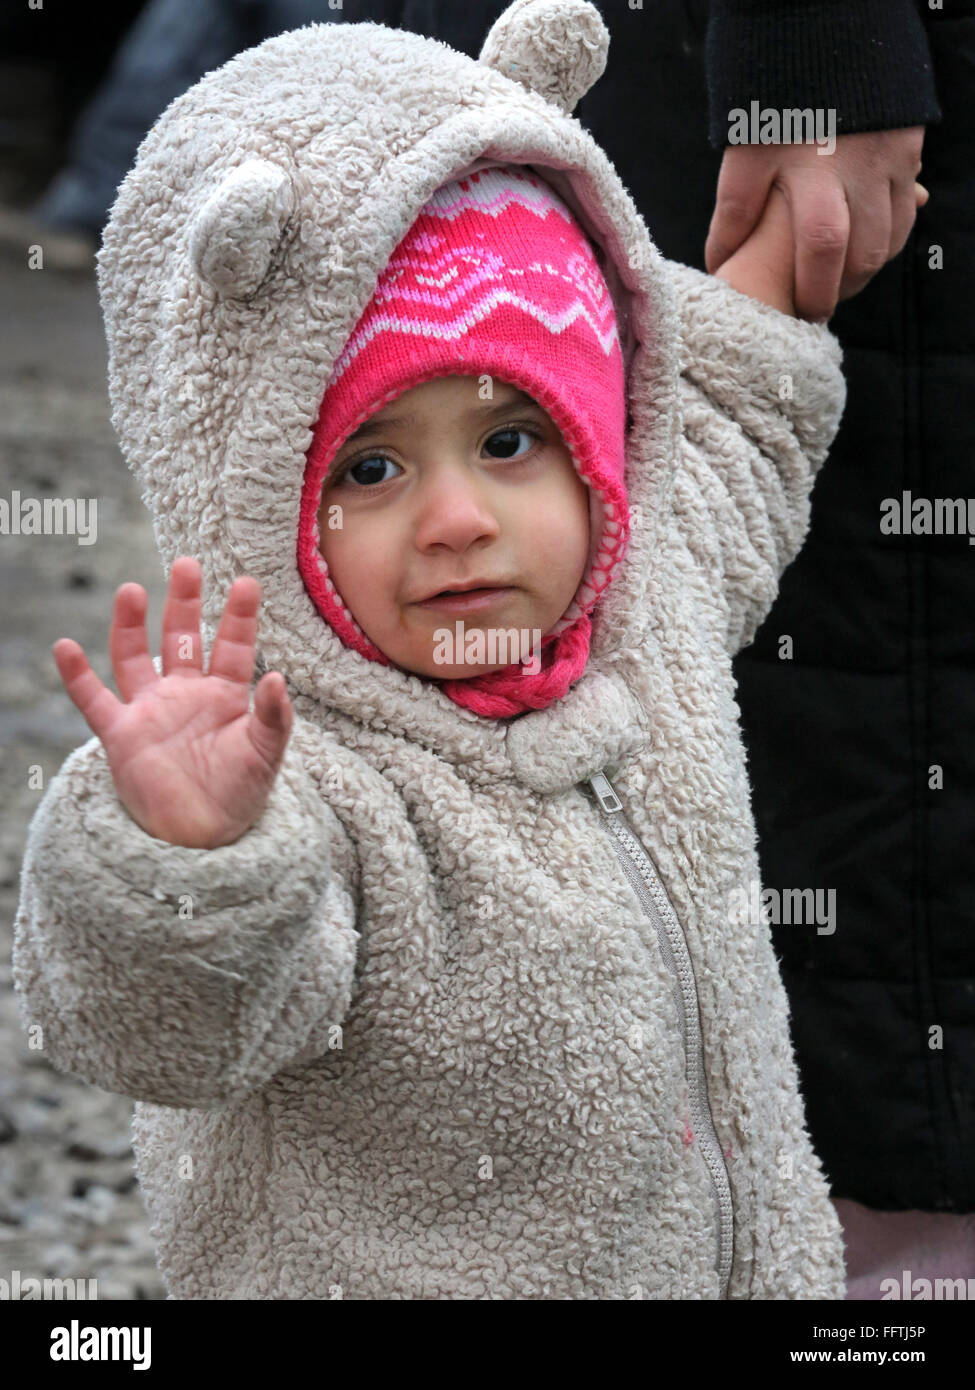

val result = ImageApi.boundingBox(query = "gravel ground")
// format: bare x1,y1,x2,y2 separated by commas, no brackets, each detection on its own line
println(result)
0,247,169,1300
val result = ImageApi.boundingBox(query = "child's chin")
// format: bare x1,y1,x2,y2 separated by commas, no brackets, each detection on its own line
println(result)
443,663,511,679
391,654,522,680
414,662,510,680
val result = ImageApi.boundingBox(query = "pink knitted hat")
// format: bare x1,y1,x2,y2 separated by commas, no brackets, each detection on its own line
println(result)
297,162,629,718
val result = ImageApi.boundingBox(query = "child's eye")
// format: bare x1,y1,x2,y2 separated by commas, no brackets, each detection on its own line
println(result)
334,455,401,489
332,425,542,490
483,426,541,460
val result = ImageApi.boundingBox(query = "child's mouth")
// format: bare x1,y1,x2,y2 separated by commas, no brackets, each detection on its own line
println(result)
416,587,516,613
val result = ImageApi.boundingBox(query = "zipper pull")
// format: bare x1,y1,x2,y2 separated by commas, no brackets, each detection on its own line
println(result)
588,771,622,814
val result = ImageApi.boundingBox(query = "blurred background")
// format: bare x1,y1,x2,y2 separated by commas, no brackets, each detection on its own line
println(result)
2,2,141,214
1,0,167,1301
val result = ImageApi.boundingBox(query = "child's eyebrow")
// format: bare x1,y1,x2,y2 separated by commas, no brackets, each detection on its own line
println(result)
346,392,544,442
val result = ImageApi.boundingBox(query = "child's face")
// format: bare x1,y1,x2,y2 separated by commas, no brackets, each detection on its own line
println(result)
317,375,591,679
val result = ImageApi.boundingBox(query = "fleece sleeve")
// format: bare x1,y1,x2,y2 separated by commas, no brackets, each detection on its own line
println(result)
12,717,360,1110
667,261,846,657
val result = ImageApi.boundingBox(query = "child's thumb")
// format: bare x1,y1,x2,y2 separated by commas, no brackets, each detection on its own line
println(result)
249,671,293,765
915,181,930,206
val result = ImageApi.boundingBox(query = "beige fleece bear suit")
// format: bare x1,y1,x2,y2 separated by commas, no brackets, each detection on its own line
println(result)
14,1,849,1298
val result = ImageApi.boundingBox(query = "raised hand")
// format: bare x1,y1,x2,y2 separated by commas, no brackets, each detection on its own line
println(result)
52,556,293,848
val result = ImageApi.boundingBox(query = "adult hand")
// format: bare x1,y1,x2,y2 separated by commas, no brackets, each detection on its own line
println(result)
704,127,928,322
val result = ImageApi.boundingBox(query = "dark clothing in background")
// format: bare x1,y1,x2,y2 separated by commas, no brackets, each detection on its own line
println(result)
30,0,975,1213
734,3,975,1212
35,0,944,236
706,0,942,146
632,0,972,1213
32,0,348,235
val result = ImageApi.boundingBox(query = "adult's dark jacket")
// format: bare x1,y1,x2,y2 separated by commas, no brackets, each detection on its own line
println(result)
366,0,972,1213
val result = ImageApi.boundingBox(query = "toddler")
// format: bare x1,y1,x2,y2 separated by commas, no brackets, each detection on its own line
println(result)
13,1,893,1299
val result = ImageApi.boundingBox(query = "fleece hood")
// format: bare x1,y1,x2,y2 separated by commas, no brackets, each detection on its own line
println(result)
95,0,682,792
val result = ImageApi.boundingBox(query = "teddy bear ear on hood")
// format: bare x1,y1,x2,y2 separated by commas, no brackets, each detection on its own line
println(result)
479,0,609,114
189,157,294,301
187,0,606,301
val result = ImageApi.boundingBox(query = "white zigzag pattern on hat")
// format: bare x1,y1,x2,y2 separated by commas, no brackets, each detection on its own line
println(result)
332,288,620,379
424,169,576,224
380,242,610,312
376,260,614,324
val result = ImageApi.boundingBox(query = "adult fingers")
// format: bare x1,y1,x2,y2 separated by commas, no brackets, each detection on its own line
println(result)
839,181,893,301
161,555,205,679
109,582,160,703
886,176,923,263
53,638,123,744
705,150,775,272
789,177,850,323
207,575,261,687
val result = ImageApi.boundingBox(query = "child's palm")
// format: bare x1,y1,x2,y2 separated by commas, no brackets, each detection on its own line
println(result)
53,557,293,848
102,668,276,849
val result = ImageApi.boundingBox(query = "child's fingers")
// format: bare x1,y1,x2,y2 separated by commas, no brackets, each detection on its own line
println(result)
207,575,261,687
247,671,293,768
915,181,930,206
53,638,123,743
109,583,160,702
704,159,772,273
161,555,205,679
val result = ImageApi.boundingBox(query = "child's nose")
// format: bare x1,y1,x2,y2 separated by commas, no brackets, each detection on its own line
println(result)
410,461,502,550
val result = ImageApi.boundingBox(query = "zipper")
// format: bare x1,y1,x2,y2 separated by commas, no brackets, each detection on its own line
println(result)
585,770,734,1298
